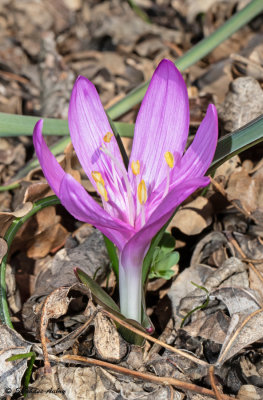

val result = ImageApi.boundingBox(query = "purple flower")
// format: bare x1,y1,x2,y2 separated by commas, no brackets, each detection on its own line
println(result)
33,59,218,322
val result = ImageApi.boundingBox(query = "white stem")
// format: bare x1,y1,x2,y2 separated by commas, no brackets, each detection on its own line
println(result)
119,261,142,322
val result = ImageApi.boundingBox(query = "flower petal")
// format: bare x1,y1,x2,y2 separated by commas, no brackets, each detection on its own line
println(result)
129,59,189,194
59,174,135,250
172,104,218,184
33,120,134,250
33,120,65,195
68,76,126,195
120,176,209,271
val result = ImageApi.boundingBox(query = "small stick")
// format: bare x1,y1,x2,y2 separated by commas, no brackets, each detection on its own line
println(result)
209,366,223,400
50,354,235,400
101,309,208,367
226,233,263,285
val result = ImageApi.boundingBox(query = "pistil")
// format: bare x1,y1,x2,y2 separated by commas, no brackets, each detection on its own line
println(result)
100,137,135,226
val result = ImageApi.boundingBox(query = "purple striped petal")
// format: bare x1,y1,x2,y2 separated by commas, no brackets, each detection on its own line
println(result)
120,176,209,271
33,120,134,250
128,59,189,195
68,76,126,193
59,174,135,250
172,104,218,184
33,120,65,195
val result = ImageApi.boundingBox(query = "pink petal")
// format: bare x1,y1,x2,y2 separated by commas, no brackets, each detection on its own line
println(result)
68,76,126,193
120,176,209,271
33,120,134,250
128,59,189,195
59,174,135,250
173,104,218,184
33,120,65,195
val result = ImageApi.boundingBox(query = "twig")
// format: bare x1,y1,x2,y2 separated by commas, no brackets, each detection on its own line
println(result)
101,309,208,367
50,354,235,400
209,366,223,400
226,233,263,285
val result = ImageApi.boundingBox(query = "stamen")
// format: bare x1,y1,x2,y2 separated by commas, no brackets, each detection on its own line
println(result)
103,132,113,143
91,171,105,186
137,180,147,227
131,160,140,176
164,151,175,198
165,151,174,168
137,179,147,205
96,181,108,202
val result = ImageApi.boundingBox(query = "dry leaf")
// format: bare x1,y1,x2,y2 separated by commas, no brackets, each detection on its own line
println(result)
0,325,31,397
217,309,263,366
93,313,127,362
168,196,213,236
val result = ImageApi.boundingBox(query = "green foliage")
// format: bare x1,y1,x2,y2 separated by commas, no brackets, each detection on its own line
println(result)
180,282,210,328
149,232,179,280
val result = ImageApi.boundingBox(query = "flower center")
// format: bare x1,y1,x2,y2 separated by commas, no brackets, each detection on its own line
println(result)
95,133,135,226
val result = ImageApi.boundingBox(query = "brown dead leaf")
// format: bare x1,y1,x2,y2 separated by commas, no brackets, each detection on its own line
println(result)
27,222,68,258
238,384,263,400
0,202,33,237
0,237,8,261
0,325,31,398
217,308,263,366
211,287,262,316
93,313,127,362
168,196,213,236
23,181,53,203
26,364,171,400
182,310,230,345
226,170,259,214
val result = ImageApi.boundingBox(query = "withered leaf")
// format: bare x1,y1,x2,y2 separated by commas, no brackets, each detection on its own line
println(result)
217,309,263,366
0,326,32,397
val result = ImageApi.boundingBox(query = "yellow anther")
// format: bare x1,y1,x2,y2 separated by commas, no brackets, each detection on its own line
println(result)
137,180,147,205
103,132,113,143
96,181,108,202
91,171,105,186
164,151,174,169
131,160,140,176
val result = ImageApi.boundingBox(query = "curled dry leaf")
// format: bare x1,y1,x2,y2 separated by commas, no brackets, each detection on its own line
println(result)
237,384,263,400
26,364,171,400
0,201,33,237
0,325,32,397
225,169,263,224
190,231,230,267
93,313,127,362
210,287,262,316
171,257,249,330
0,237,8,261
168,196,214,236
182,310,230,345
217,309,263,366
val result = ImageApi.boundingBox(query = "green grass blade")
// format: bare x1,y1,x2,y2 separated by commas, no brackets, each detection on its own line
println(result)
103,235,119,278
209,114,263,173
107,0,263,120
0,112,134,138
0,196,61,328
